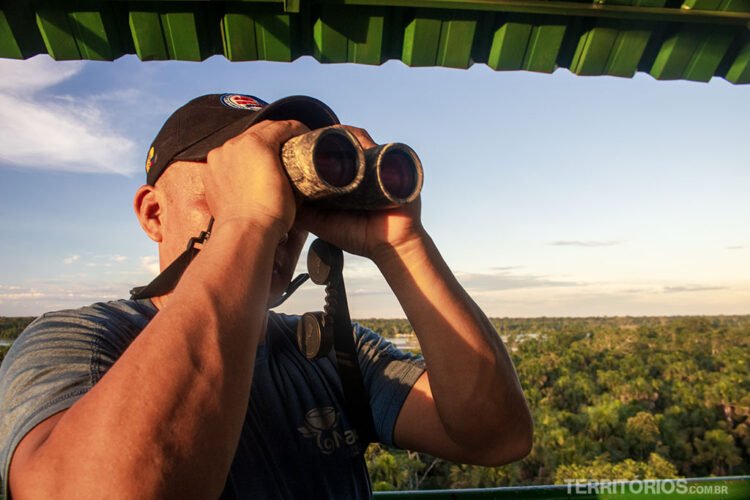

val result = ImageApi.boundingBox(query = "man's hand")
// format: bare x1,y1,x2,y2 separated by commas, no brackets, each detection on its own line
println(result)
295,126,426,264
299,125,533,466
203,119,310,237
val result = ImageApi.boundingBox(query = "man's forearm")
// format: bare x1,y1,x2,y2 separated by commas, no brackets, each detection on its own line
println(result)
374,230,531,453
15,219,284,499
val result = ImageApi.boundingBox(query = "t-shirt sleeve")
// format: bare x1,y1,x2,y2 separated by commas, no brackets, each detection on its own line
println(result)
353,323,425,446
0,312,107,496
0,301,151,498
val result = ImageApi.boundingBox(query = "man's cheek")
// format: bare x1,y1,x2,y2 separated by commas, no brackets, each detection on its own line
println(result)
289,229,309,252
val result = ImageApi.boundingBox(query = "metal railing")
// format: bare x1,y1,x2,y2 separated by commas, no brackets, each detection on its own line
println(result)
374,475,750,499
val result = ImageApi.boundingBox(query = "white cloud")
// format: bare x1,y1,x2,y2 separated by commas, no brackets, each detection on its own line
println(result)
0,57,81,93
85,262,112,268
548,240,622,247
455,270,580,291
0,289,45,301
0,282,126,316
63,254,80,265
663,285,726,294
85,254,130,267
0,56,137,174
140,256,160,276
61,253,131,268
0,285,44,302
2,273,748,318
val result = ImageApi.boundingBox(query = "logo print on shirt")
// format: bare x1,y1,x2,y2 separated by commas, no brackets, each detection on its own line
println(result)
297,407,358,455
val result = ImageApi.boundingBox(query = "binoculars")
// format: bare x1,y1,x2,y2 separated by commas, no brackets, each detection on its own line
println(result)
281,126,423,210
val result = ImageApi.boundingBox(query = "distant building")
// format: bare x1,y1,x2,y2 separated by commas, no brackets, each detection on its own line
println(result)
391,333,420,352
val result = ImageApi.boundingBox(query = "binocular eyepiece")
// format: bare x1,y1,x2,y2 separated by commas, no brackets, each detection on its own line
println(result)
281,126,423,210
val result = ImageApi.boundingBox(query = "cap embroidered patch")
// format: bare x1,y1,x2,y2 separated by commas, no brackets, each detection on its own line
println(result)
145,146,156,173
220,94,267,111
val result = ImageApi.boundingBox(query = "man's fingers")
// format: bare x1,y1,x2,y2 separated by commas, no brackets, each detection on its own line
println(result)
242,119,312,149
294,206,325,233
201,119,312,230
205,119,311,167
342,125,377,149
295,206,344,237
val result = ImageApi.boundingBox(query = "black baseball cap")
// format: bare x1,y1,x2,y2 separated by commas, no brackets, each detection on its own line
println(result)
144,94,340,186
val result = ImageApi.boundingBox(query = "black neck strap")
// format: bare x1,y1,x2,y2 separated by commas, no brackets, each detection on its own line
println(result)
269,273,310,308
130,217,309,308
329,277,377,445
305,238,376,445
130,245,200,300
130,217,214,300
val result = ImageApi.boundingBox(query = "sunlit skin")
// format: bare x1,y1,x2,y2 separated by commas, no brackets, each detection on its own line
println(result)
7,119,532,499
133,159,310,311
135,125,427,313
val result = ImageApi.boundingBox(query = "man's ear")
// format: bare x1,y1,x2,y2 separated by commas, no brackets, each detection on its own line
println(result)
134,185,163,243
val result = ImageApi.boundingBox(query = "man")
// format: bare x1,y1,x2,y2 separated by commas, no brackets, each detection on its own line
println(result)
0,94,532,498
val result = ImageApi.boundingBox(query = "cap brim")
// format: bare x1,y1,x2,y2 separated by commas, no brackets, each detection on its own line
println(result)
175,96,340,162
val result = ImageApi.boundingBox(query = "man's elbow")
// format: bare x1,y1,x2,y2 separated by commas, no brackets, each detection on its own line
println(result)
476,407,534,467
506,420,534,463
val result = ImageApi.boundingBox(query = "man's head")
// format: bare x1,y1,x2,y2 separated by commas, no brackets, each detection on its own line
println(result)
133,94,339,305
142,94,339,187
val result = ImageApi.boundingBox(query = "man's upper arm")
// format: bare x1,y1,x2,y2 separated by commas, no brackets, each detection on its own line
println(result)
353,325,510,464
0,314,97,497
353,324,528,466
353,324,425,446
393,371,528,466
0,302,149,498
7,411,66,499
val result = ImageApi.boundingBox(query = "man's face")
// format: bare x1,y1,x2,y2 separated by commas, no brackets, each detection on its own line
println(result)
153,160,308,306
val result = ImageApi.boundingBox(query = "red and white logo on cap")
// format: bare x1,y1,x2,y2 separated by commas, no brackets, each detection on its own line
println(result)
220,94,267,111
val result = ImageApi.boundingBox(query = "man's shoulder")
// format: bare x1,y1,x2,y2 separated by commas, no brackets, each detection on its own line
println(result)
267,311,300,334
5,299,157,368
33,298,157,326
24,298,155,334
0,299,158,492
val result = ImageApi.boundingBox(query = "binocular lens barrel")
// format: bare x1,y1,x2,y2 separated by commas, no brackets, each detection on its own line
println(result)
364,143,423,208
379,149,418,201
281,126,423,210
281,127,366,200
313,133,359,188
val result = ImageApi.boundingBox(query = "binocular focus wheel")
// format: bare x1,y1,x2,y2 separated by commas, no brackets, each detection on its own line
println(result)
296,311,334,360
307,239,343,285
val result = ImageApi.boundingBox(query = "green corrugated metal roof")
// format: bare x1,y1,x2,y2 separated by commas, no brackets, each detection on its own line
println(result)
1,0,749,83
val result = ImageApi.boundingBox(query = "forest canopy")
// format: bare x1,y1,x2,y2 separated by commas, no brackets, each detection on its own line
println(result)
1,315,748,490
358,316,750,490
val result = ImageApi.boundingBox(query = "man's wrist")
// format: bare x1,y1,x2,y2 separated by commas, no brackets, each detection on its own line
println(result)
372,227,431,272
212,214,289,245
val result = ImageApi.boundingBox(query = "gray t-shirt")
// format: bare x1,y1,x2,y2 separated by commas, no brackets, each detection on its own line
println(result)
0,299,425,498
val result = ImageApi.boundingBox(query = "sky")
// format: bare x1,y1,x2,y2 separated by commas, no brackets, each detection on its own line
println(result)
0,55,748,318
